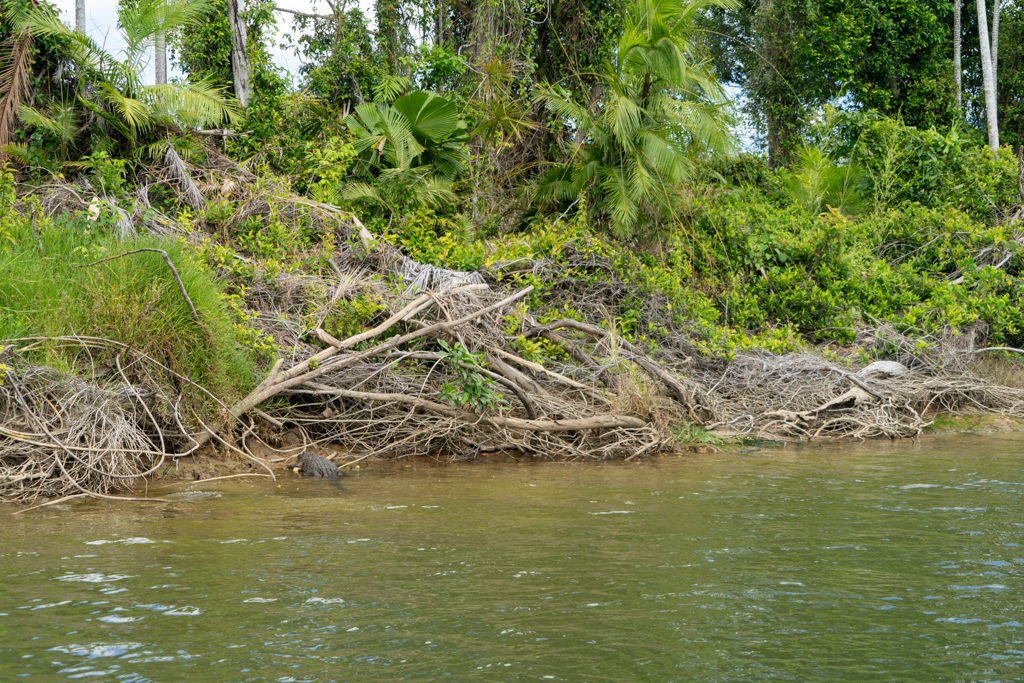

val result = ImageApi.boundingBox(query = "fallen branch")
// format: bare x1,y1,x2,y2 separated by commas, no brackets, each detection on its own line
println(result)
294,383,645,432
529,318,699,419
191,286,534,449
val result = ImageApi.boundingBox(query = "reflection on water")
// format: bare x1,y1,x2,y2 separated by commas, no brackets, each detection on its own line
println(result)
1,434,1022,681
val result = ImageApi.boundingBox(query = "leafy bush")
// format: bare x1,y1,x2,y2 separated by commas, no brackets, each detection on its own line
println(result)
811,109,1018,220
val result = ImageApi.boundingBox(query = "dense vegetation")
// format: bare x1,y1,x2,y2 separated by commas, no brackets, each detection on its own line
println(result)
3,0,1024,500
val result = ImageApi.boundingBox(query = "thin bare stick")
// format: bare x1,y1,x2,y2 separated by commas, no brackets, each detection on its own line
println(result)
13,494,87,515
78,249,201,323
180,473,273,486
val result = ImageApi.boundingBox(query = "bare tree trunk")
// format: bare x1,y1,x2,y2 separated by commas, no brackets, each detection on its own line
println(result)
977,0,999,150
155,31,166,85
75,0,85,32
991,0,1001,78
954,0,962,109
228,0,253,108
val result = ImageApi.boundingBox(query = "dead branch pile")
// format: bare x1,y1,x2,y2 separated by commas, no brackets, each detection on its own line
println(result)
696,351,1024,440
0,336,267,505
0,360,159,504
223,284,674,462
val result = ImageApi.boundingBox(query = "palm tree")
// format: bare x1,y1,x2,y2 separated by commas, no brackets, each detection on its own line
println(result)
536,0,736,239
339,90,468,214
8,0,237,156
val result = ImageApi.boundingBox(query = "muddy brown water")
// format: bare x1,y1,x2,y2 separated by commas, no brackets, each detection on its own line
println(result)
1,434,1022,680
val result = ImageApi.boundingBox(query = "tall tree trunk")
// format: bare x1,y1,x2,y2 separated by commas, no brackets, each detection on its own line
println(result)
977,0,999,150
991,0,1000,78
435,0,444,46
228,0,253,107
153,0,165,87
155,29,166,85
75,0,85,32
954,0,962,109
376,0,403,74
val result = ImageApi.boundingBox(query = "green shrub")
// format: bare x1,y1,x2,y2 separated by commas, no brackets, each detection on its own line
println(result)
811,109,1018,220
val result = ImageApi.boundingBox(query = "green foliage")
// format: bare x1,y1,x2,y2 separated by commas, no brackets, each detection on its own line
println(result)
780,145,866,216
339,91,469,216
437,340,507,412
383,209,486,272
320,294,386,341
0,207,261,400
8,0,238,162
346,91,469,181
691,183,1024,346
812,109,1017,221
703,0,957,165
0,162,15,247
174,0,284,101
535,0,736,239
81,151,128,196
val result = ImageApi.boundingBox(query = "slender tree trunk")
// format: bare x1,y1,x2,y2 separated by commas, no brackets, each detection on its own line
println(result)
228,0,253,107
435,0,444,46
954,0,962,109
155,31,166,85
75,0,85,32
977,0,999,150
351,72,365,105
991,0,1000,78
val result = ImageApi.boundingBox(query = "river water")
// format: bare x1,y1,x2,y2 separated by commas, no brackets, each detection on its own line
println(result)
1,435,1022,681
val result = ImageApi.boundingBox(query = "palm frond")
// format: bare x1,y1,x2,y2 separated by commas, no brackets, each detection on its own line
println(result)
340,181,383,207
15,103,79,145
0,28,32,149
96,83,153,137
10,3,107,73
144,79,240,129
119,0,215,62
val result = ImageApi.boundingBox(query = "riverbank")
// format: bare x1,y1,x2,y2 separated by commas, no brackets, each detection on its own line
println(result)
5,148,1024,505
143,407,1024,493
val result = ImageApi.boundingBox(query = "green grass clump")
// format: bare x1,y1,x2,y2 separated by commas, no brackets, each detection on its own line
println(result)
0,207,262,403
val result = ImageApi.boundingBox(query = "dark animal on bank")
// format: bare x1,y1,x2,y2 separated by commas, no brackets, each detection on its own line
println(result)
290,451,344,479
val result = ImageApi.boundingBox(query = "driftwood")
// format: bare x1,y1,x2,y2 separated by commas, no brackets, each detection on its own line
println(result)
527,318,700,420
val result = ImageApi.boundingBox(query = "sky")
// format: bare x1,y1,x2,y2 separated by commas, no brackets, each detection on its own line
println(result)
48,0,351,82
